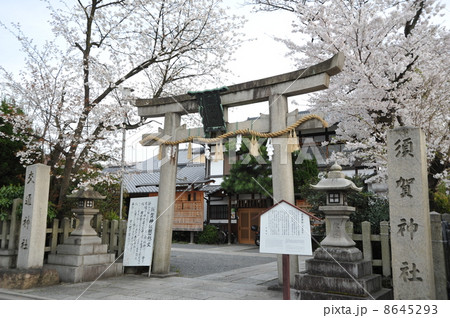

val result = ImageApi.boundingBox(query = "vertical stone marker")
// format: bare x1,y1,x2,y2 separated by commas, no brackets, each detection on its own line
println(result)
387,127,435,299
17,164,50,269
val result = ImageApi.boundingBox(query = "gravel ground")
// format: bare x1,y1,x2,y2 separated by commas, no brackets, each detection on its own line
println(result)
169,243,277,277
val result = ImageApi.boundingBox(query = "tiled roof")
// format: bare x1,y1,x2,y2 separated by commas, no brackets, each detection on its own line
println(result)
177,164,206,182
124,163,212,194
124,171,160,193
200,184,223,195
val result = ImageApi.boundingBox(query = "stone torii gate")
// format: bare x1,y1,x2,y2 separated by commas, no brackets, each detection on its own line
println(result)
134,53,344,284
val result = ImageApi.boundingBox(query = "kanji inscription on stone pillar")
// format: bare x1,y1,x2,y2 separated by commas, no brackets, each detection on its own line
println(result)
17,164,51,269
387,127,435,300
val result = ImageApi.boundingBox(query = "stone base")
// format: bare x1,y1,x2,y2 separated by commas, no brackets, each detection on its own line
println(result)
295,247,392,300
305,258,373,278
0,268,60,289
64,235,102,245
45,262,122,283
48,249,115,267
0,249,17,269
46,240,123,283
296,271,382,297
314,247,363,262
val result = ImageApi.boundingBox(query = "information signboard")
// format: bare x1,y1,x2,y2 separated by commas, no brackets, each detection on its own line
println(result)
123,197,158,268
260,200,313,256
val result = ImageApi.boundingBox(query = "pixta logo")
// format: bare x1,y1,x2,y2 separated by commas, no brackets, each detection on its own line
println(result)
225,137,326,165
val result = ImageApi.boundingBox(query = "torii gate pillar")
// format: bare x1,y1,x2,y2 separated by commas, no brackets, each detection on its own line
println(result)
269,94,298,286
152,112,180,275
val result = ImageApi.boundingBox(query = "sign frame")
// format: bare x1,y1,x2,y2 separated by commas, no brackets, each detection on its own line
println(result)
259,200,313,256
123,197,158,275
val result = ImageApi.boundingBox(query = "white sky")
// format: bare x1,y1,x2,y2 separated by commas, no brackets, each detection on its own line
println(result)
0,0,305,162
1,0,449,163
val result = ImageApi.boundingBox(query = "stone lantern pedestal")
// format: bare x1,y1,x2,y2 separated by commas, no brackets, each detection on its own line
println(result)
46,186,122,283
295,164,392,300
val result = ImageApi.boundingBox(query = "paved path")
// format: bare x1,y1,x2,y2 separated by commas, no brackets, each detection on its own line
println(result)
0,243,308,300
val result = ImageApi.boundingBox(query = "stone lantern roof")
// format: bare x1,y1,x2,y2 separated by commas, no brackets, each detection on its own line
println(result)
311,163,362,192
67,185,106,200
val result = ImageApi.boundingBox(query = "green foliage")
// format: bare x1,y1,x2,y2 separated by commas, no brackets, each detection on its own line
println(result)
0,184,24,220
221,138,272,195
430,181,450,213
0,184,57,223
221,139,320,197
103,210,120,221
346,175,390,234
0,100,27,187
303,174,390,234
197,225,219,244
93,181,128,220
46,201,58,223
293,155,319,192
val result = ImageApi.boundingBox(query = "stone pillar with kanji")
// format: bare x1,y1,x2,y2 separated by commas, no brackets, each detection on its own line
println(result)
387,127,435,299
17,164,51,269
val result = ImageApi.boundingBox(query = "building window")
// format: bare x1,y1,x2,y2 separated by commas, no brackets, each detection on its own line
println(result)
210,205,228,219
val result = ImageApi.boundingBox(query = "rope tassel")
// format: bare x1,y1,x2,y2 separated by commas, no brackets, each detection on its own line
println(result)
236,134,242,152
158,144,163,160
288,129,300,153
249,136,259,157
266,138,274,161
205,144,211,160
187,141,192,160
214,140,224,162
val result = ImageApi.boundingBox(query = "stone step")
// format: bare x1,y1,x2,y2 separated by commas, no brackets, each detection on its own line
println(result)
56,243,108,255
45,262,123,283
305,258,373,279
63,235,102,245
295,272,383,297
47,253,115,267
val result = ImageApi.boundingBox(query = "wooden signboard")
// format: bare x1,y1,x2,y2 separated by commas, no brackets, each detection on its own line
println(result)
149,191,204,231
260,200,313,256
173,191,204,231
123,197,158,271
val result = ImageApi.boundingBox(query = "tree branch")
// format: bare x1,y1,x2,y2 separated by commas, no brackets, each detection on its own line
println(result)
404,0,424,37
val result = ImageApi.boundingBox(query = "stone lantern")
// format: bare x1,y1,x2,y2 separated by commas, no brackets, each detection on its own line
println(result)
46,185,122,282
294,163,392,300
311,163,362,252
67,185,105,239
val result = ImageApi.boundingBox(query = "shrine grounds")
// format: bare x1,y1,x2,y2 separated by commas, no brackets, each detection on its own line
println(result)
0,243,308,300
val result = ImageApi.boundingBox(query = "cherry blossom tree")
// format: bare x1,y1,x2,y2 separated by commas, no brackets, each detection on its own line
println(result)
252,0,449,189
0,0,244,210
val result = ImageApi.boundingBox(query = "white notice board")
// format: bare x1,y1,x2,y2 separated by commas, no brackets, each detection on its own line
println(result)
260,201,313,255
123,197,158,267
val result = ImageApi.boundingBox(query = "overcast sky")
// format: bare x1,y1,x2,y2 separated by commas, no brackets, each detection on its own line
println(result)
0,1,299,83
0,0,303,162
1,0,449,162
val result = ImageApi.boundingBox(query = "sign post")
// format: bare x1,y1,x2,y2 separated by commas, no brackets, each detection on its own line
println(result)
123,197,158,276
282,254,290,300
259,200,314,300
